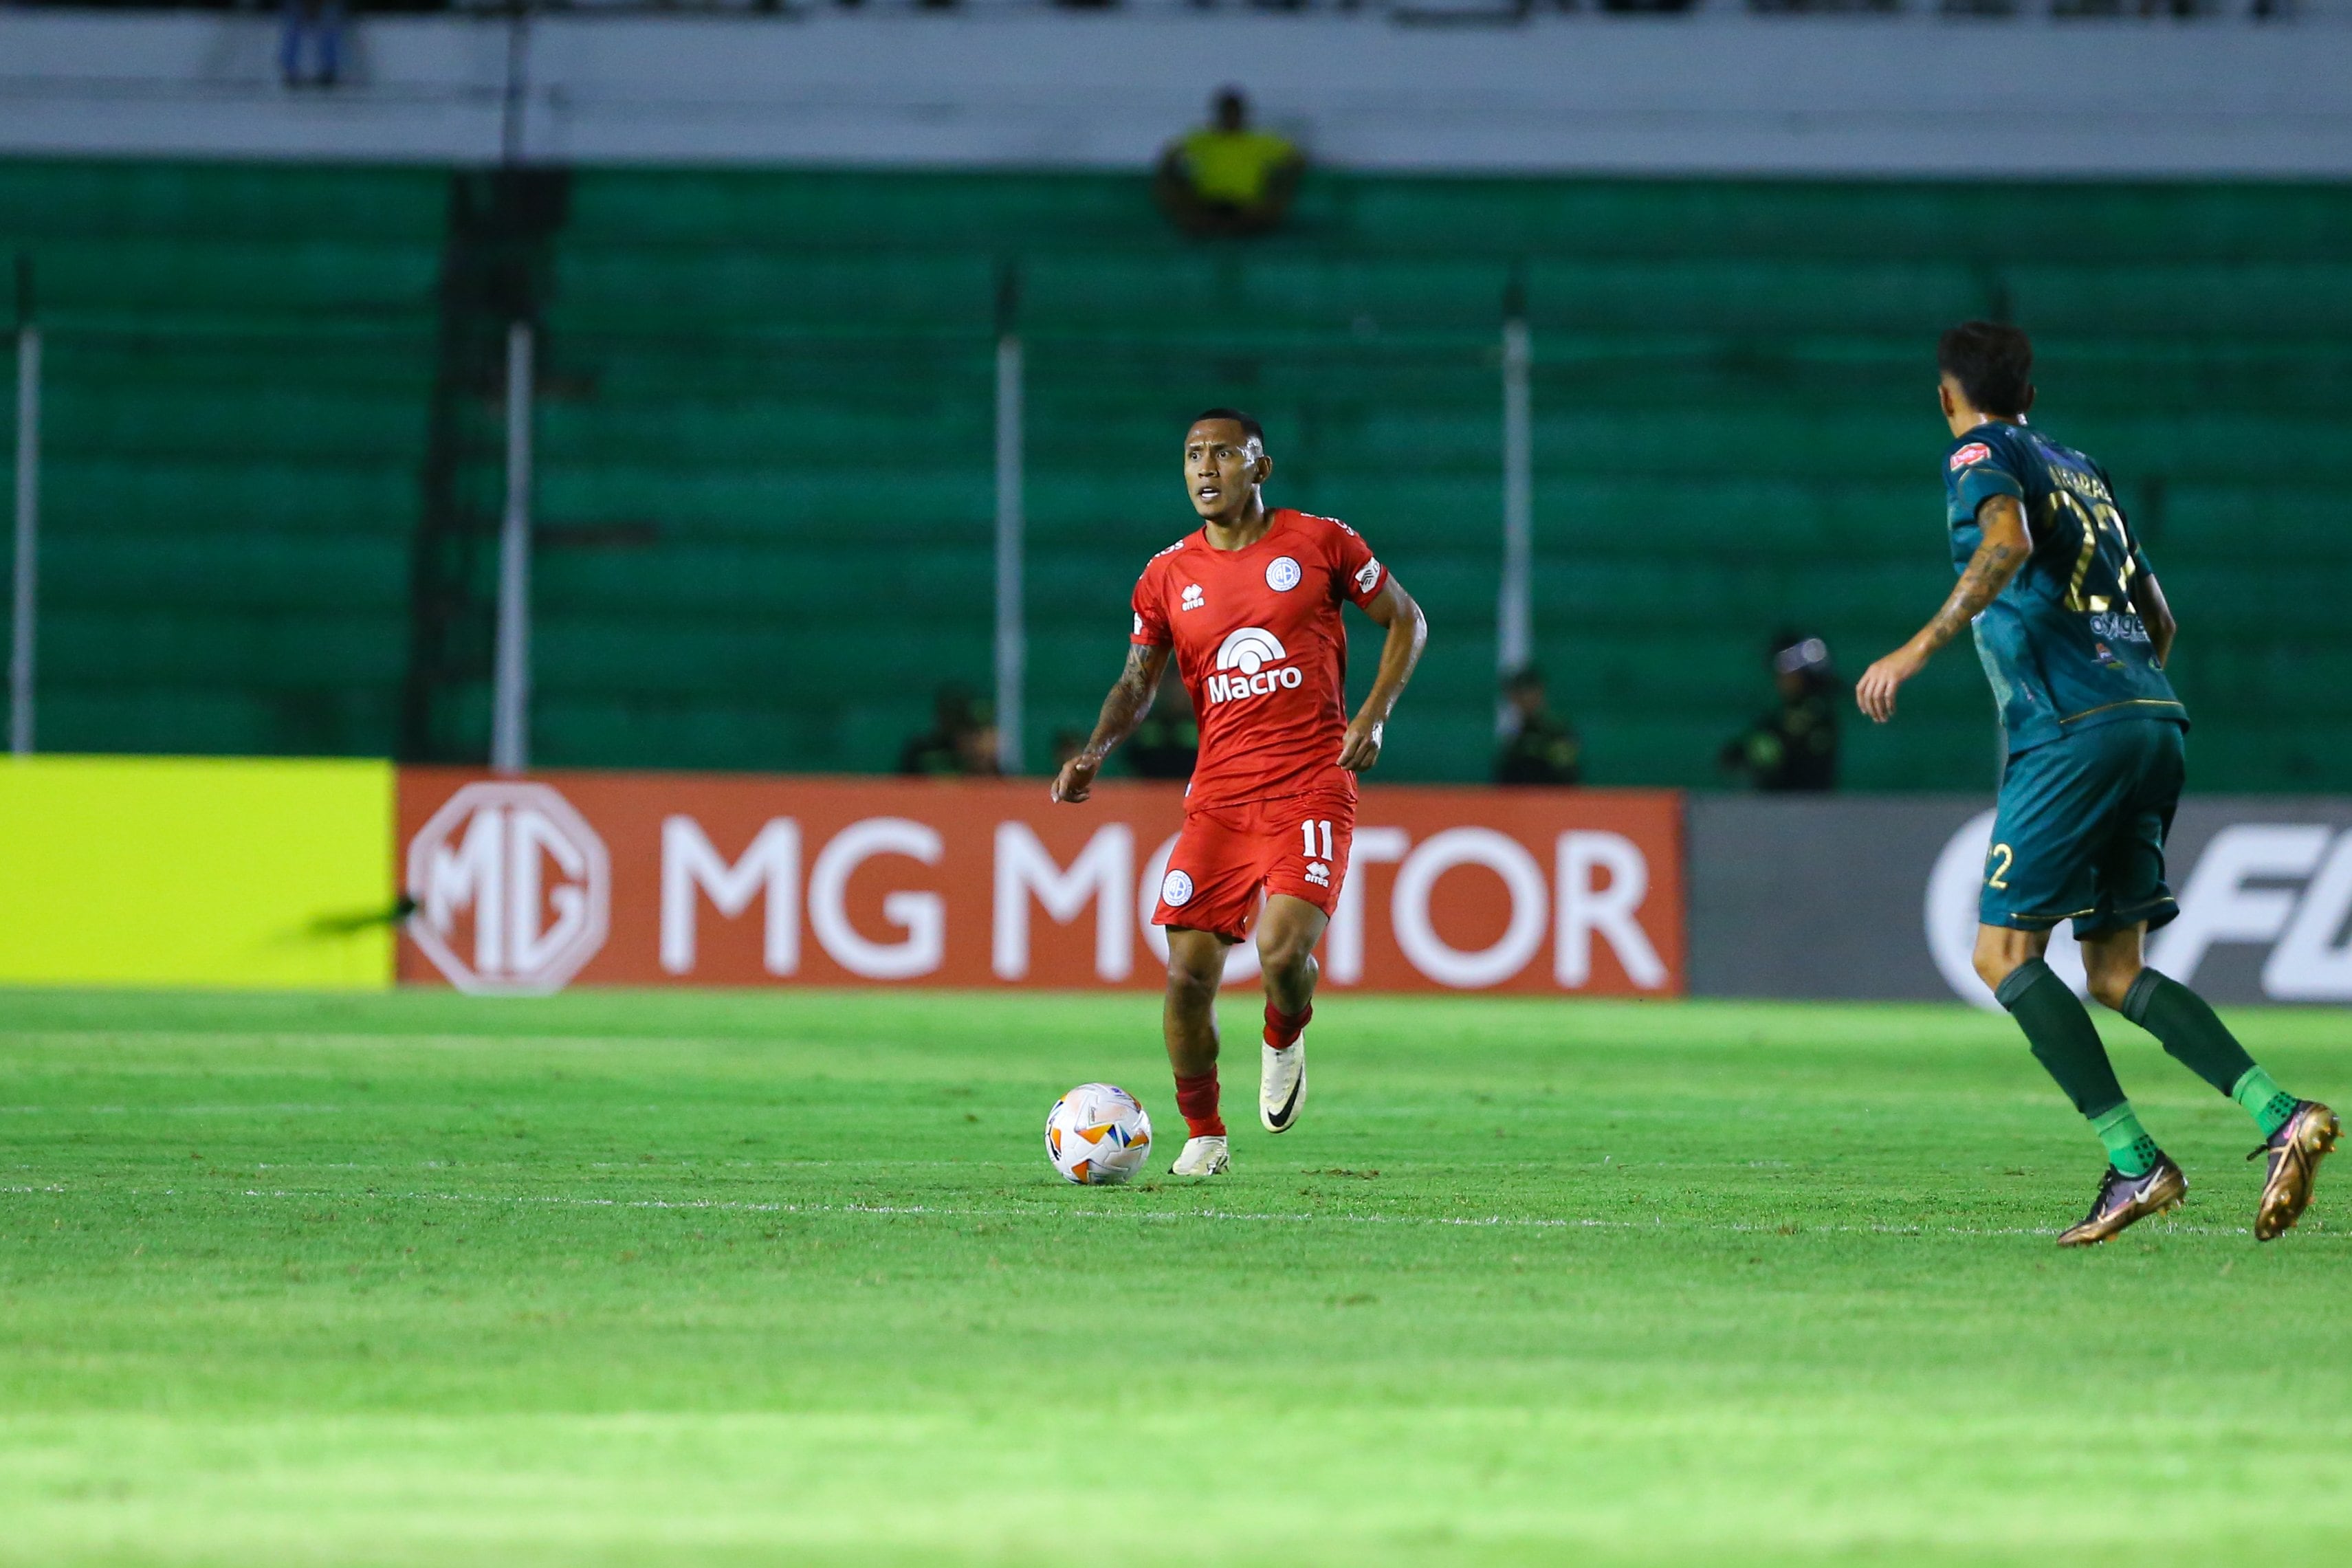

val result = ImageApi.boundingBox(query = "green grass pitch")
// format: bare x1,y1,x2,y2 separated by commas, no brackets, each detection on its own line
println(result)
4,987,2349,1567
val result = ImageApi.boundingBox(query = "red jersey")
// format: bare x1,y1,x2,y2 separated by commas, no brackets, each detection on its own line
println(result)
1130,508,1389,808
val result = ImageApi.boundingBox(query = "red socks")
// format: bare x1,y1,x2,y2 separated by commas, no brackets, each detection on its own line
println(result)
1264,1001,1312,1051
1175,1001,1310,1138
1174,1070,1224,1138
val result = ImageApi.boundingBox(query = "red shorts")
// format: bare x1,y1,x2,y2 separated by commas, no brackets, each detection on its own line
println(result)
1152,791,1356,942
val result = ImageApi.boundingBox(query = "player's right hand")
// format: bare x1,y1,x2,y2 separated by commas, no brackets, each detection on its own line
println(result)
1051,755,1099,804
1855,644,1924,724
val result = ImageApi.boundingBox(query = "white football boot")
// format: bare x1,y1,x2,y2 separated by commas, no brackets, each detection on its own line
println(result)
1260,1038,1307,1134
1171,1135,1230,1176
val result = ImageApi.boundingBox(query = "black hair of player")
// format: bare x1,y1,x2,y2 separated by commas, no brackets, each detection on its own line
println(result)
1937,322,2033,418
1191,408,1265,448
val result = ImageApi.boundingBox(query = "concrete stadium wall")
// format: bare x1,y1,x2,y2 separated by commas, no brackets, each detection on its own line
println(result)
2,10,2349,177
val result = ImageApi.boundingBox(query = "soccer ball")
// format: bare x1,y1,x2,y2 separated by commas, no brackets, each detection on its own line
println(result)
1044,1083,1153,1186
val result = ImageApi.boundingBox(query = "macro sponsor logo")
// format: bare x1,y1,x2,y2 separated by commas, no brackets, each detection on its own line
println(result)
1205,626,1301,703
1928,809,2352,1007
406,782,611,995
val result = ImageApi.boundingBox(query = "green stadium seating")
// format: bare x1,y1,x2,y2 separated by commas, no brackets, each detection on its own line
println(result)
4,161,2348,788
0,162,438,760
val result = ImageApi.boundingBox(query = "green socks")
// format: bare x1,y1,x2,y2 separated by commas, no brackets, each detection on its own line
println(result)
2120,969,2296,1135
2090,1103,2163,1179
1997,957,2130,1120
2230,1066,2300,1139
2000,958,2302,1161
1997,960,2170,1174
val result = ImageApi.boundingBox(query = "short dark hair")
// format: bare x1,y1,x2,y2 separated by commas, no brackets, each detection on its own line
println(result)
1937,321,2034,418
1190,408,1264,447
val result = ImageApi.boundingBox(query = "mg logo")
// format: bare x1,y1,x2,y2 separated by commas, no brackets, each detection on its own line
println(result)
406,782,611,995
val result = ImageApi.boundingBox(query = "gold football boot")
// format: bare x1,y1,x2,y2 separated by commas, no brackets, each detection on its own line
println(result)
2056,1156,2187,1247
2252,1101,2340,1242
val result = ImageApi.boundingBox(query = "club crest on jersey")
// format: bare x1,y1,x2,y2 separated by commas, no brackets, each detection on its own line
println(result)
1265,556,1301,593
1180,583,1205,611
1161,869,1194,907
1949,442,1993,472
1205,626,1300,704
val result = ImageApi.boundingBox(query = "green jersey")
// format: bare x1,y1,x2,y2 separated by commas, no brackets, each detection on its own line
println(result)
1945,421,2186,753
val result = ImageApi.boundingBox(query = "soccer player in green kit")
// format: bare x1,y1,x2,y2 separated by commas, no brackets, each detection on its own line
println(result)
1858,322,2338,1246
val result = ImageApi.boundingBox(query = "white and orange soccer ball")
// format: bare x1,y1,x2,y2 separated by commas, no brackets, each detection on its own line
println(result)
1044,1083,1152,1186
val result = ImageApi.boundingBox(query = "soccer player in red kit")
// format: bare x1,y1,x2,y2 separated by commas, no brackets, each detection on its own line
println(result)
1052,410,1429,1176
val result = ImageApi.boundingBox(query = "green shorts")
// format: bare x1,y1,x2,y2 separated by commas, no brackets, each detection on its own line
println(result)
1981,717,2186,939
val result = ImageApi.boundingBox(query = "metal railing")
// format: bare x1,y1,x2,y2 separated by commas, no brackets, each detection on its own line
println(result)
430,0,2324,19
0,260,1541,775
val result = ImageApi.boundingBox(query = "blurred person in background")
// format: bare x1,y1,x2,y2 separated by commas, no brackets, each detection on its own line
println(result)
1493,665,1583,786
1126,664,1200,781
1719,630,1840,792
900,683,999,777
1154,88,1306,240
278,0,345,89
958,714,1003,778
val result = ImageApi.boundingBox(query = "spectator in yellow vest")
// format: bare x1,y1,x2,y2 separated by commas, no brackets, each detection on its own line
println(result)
1155,88,1306,239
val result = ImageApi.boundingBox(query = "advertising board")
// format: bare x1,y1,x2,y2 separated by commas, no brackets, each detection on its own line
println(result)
395,771,1684,997
0,755,395,989
1691,796,2352,1006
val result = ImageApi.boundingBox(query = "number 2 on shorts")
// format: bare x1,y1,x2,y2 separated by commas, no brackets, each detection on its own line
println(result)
1301,819,1334,860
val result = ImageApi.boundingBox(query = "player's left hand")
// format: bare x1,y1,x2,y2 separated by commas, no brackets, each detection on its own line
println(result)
1856,645,1925,724
1337,716,1384,772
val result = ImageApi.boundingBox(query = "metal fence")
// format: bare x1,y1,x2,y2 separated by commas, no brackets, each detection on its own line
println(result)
1,270,1541,777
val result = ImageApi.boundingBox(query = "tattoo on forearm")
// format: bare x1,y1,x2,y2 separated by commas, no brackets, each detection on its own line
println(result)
1918,537,2024,654
1084,645,1161,759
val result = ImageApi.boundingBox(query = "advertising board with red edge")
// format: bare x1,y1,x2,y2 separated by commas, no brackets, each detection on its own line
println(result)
395,770,1684,996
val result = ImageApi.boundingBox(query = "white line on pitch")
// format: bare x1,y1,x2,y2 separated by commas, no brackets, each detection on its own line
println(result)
15,1182,2318,1241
